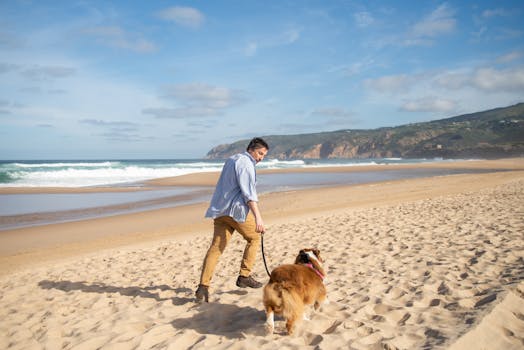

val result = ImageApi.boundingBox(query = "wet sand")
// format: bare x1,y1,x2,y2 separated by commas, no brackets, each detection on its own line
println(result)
1,159,519,230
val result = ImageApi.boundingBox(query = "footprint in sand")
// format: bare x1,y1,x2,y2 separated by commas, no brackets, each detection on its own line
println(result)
385,309,411,326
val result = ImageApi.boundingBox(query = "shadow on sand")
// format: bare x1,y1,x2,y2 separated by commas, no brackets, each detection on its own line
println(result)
39,280,266,338
38,280,194,306
171,301,265,338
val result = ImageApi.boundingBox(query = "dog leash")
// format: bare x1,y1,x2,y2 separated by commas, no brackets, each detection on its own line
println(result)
261,232,272,277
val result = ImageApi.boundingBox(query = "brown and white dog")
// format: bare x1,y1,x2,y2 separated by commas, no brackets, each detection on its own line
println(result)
263,248,327,335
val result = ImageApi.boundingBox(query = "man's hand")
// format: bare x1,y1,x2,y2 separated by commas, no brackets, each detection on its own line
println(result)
248,200,265,233
255,219,265,233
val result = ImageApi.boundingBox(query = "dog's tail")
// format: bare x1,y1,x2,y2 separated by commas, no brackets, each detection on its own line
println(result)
264,282,303,321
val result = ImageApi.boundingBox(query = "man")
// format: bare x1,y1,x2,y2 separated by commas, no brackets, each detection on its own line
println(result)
195,137,269,302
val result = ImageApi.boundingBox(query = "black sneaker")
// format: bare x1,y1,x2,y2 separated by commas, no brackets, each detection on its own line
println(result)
195,284,209,302
236,275,263,289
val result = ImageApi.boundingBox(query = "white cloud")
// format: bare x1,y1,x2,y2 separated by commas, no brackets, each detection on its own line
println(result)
365,65,524,97
471,67,524,91
79,119,139,129
405,3,456,46
21,65,76,80
364,74,417,93
433,69,470,89
3,55,159,130
401,97,457,112
82,26,156,53
79,119,142,142
157,6,205,29
162,83,246,109
0,62,75,81
243,27,301,56
435,67,524,92
98,131,154,143
363,64,524,118
144,83,247,119
328,58,377,77
142,106,218,119
497,51,522,63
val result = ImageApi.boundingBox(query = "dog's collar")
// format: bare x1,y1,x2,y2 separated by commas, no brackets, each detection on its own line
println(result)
305,263,325,281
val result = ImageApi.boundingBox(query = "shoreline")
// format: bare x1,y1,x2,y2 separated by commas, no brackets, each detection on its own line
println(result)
1,158,522,231
0,188,213,231
1,157,522,193
0,158,522,277
0,168,512,231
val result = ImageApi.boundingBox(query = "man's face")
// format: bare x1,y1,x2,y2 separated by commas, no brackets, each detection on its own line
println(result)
248,147,268,163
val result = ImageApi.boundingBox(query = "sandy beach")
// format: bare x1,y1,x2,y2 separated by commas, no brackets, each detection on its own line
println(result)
1,159,523,349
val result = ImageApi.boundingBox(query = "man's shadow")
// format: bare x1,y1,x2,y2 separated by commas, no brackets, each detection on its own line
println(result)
171,302,265,338
38,280,194,306
39,280,266,338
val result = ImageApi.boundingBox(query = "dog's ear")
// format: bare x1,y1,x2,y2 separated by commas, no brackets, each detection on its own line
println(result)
313,249,323,262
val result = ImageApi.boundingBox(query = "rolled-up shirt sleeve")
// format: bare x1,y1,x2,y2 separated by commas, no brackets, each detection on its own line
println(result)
205,152,258,223
236,156,258,203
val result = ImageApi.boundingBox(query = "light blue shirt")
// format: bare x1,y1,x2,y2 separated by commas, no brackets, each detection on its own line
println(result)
205,152,258,223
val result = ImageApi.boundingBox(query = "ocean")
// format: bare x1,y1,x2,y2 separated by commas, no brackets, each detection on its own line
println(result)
0,158,445,188
0,158,488,230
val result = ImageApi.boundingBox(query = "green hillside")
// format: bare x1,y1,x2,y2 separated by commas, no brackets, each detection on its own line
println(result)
206,103,524,159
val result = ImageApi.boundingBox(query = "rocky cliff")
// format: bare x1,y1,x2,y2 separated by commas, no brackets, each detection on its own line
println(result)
206,103,524,159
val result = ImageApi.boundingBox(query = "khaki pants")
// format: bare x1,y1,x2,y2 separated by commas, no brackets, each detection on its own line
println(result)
199,214,261,286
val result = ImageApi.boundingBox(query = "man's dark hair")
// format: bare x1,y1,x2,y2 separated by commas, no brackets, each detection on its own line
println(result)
246,137,269,151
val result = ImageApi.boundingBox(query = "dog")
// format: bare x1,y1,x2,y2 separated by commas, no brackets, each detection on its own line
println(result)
263,248,327,335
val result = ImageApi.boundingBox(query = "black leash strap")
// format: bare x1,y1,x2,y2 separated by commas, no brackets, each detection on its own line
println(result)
261,233,271,277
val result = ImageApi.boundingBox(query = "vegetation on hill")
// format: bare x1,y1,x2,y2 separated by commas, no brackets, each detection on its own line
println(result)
206,103,524,159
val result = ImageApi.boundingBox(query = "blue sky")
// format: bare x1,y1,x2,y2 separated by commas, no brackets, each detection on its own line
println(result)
1,1,523,159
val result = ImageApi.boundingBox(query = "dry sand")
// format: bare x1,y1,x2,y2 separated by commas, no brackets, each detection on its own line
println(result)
0,159,523,349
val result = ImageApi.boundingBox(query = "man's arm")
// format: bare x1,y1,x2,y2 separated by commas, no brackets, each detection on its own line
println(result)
248,200,265,233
